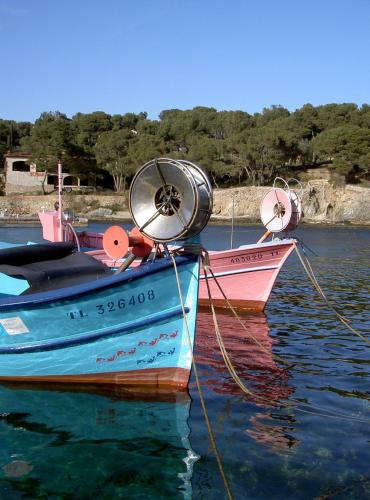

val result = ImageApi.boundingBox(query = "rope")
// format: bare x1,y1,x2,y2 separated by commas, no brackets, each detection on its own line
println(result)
170,253,234,500
203,267,253,397
64,222,81,252
295,244,370,345
294,236,317,256
203,255,293,368
202,254,370,423
203,261,293,407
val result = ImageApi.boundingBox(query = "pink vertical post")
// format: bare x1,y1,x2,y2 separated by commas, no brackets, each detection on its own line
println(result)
58,162,63,242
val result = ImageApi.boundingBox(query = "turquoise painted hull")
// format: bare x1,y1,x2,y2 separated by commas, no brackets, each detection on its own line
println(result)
0,254,199,390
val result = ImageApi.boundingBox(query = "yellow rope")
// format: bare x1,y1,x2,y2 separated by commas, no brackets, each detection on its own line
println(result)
202,255,370,423
202,262,293,407
170,246,368,475
295,245,370,345
170,254,234,500
201,252,292,368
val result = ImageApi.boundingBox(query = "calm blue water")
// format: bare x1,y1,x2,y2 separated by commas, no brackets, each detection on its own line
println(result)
0,223,369,499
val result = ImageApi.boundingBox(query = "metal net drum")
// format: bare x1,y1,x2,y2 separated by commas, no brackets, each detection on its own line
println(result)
129,158,213,243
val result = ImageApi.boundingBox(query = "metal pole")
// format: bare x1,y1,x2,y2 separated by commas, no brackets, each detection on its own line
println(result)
230,194,235,249
58,162,63,242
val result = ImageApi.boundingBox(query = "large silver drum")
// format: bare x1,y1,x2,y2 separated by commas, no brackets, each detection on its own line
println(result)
129,158,213,242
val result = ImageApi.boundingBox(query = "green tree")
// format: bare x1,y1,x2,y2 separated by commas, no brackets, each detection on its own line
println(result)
95,129,136,192
315,103,358,131
0,120,32,159
127,127,166,168
111,112,148,131
350,104,370,129
187,136,233,187
2,101,370,190
290,103,320,139
254,105,290,126
0,120,12,162
72,111,112,155
20,112,78,193
311,124,370,180
159,109,198,153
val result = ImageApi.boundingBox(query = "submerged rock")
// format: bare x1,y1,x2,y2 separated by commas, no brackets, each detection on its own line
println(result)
2,460,33,478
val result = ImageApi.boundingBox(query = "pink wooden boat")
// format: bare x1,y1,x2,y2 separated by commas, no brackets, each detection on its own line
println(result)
199,179,301,311
198,238,296,312
197,179,302,311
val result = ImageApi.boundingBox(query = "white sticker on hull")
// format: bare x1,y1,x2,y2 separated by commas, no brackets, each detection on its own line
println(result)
0,317,29,335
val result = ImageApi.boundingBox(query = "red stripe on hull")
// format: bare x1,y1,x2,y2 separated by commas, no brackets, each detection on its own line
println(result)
199,297,265,312
0,367,190,392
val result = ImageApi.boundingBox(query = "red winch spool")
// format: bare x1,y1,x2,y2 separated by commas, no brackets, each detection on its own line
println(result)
102,226,154,260
103,226,128,260
129,227,154,257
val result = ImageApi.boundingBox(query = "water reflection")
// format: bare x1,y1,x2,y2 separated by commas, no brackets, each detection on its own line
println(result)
247,412,298,456
0,384,198,498
195,310,298,455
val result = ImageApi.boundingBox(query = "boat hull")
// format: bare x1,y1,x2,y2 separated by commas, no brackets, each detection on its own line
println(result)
0,255,199,390
199,239,296,311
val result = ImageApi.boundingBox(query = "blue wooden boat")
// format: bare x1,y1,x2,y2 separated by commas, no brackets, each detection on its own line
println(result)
0,158,213,391
0,242,199,390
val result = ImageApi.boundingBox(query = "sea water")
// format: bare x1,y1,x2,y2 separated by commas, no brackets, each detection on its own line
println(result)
0,224,368,499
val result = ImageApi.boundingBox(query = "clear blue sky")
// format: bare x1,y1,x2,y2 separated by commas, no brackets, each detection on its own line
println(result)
1,0,370,123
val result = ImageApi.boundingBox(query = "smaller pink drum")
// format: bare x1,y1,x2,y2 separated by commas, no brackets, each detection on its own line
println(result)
260,188,293,232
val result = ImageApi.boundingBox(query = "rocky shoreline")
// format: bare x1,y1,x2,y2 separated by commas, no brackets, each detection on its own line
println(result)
212,181,370,225
0,180,369,225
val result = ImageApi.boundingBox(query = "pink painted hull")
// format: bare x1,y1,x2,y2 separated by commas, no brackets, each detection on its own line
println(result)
199,239,296,311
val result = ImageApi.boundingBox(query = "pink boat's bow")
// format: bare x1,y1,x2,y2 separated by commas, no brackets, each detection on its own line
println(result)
199,239,296,311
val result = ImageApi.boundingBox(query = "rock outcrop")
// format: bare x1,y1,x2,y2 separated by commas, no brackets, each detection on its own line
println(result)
0,182,368,224
212,181,370,224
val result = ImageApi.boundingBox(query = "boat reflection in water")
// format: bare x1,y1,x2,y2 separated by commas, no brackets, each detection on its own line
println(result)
0,312,299,498
195,310,299,455
0,384,198,498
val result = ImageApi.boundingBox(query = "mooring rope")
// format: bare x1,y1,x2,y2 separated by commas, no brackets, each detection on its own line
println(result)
170,253,234,500
202,255,370,423
295,243,370,345
171,243,369,481
206,270,293,368
202,260,294,408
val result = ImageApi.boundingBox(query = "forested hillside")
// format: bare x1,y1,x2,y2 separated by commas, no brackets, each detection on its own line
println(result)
1,103,370,191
